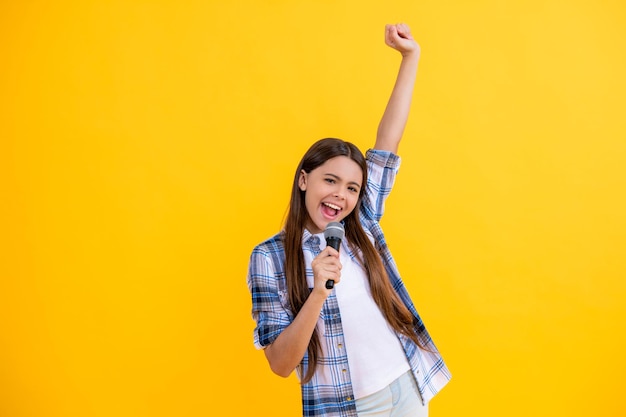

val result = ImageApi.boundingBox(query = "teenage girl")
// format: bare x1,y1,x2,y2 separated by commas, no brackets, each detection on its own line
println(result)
247,23,450,417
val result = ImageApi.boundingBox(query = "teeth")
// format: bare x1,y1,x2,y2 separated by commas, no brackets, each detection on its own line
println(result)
324,202,341,211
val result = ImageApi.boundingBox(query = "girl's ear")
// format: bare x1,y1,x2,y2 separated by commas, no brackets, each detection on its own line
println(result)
298,170,307,191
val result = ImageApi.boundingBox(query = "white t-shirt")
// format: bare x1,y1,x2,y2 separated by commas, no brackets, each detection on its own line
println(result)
306,233,410,399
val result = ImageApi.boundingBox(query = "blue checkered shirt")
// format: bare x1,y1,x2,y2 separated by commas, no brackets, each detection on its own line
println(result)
247,149,451,416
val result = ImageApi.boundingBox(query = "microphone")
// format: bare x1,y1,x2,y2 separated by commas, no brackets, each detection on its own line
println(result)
323,222,345,289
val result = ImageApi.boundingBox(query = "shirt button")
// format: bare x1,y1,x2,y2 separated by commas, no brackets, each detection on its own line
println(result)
338,343,343,348
346,397,352,401
342,369,347,373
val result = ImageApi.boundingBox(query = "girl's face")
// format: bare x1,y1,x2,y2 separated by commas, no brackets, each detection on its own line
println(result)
298,156,363,234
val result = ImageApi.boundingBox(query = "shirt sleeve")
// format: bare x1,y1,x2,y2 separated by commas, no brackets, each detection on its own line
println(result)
361,149,401,222
247,244,293,350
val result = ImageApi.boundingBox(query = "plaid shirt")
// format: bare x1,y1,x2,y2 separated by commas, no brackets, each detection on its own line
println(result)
248,149,451,416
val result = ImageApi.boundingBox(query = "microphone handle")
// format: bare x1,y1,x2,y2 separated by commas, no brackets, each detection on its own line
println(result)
325,237,341,289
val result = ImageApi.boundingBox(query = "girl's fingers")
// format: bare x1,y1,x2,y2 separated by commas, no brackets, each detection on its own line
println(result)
385,24,397,43
396,23,414,40
312,248,342,272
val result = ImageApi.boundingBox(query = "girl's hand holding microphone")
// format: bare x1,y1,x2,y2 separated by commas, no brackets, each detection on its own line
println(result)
311,246,342,296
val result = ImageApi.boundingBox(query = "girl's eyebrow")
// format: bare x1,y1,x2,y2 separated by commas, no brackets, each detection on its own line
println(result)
324,173,362,188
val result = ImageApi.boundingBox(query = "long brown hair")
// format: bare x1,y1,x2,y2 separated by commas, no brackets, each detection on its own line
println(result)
283,138,422,383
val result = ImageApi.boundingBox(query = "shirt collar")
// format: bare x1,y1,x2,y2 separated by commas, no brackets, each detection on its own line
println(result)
302,228,324,249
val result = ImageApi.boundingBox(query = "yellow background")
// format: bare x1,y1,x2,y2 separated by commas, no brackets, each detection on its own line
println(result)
2,1,625,416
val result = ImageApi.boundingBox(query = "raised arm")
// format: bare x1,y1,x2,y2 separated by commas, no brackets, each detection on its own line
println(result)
374,23,421,153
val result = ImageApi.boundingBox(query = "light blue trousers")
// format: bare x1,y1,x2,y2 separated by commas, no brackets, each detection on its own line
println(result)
354,371,428,417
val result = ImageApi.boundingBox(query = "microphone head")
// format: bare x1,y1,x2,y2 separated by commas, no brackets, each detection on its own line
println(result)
324,222,345,241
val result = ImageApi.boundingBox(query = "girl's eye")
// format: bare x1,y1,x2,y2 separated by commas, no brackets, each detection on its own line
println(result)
348,187,358,193
325,178,335,184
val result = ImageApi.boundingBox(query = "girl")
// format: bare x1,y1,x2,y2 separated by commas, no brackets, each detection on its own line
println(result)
247,23,450,417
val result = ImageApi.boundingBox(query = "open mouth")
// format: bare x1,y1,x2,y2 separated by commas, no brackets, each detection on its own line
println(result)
322,202,342,218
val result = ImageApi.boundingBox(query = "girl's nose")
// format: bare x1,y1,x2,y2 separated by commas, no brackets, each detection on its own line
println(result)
334,189,345,200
